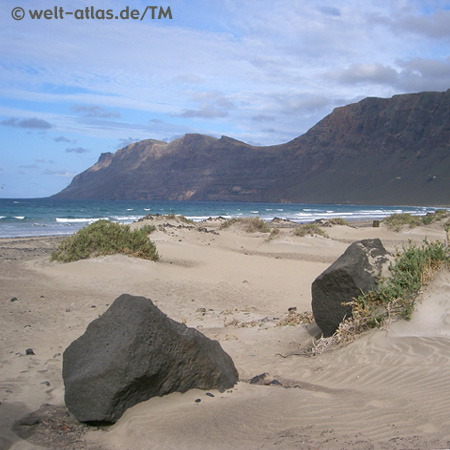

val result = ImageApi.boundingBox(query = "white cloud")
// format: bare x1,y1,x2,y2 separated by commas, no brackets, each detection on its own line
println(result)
372,8,450,39
0,0,449,188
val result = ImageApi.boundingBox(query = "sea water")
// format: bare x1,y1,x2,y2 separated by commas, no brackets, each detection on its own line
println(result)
0,198,445,238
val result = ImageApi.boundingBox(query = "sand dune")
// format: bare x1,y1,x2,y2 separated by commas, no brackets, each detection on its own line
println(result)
1,217,450,449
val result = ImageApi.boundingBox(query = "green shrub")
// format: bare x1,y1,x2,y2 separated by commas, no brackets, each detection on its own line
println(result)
244,217,270,233
349,239,450,327
383,213,421,231
384,210,449,231
219,218,238,229
307,239,450,355
51,220,159,262
445,220,450,233
293,223,328,238
421,209,448,225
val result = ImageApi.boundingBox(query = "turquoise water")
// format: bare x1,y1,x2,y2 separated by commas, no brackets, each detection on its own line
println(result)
0,198,445,238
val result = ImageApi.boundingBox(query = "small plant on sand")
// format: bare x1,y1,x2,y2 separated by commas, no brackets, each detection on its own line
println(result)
354,239,449,321
276,310,314,326
219,218,238,229
421,209,448,225
266,228,280,242
383,213,422,231
220,217,270,233
310,239,450,355
293,223,328,238
165,213,193,224
51,220,159,262
177,214,194,224
329,217,349,226
384,210,449,231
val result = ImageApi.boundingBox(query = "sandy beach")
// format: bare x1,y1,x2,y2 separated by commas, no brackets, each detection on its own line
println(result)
1,216,450,449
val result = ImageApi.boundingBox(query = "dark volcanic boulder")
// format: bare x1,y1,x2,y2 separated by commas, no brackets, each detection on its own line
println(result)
63,294,239,423
311,238,392,337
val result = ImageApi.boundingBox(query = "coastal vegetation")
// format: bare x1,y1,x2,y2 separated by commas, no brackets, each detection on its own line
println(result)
293,223,328,238
328,217,350,226
313,239,450,354
137,213,194,224
384,210,449,232
220,217,270,233
51,220,159,262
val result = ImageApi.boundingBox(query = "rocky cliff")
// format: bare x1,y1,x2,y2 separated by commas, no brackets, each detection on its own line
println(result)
54,90,450,206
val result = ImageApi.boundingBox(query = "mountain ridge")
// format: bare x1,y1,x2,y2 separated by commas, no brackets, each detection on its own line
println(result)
54,90,450,206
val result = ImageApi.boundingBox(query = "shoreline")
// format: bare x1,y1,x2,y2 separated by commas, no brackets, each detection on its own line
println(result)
0,217,386,241
2,197,447,240
1,215,450,449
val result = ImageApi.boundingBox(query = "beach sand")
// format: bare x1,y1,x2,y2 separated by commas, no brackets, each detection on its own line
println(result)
1,216,450,449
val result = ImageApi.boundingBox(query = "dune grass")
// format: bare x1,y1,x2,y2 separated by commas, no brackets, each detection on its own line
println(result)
349,239,449,323
51,220,159,262
293,223,328,238
328,217,350,226
311,239,450,354
384,210,449,232
220,217,270,233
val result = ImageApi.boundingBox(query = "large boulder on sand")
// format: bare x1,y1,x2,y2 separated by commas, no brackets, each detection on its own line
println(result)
63,294,239,423
311,238,392,337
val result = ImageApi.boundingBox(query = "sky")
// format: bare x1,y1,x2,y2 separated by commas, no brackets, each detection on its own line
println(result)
1,0,450,198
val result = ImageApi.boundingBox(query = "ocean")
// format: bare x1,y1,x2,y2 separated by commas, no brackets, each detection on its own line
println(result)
0,198,446,238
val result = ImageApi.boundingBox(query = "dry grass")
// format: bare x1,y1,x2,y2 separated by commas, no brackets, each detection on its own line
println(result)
266,228,280,242
220,217,270,233
307,239,450,356
384,210,449,231
276,310,314,326
293,223,328,238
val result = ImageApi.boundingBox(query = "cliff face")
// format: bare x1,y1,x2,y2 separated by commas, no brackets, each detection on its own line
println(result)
54,90,450,206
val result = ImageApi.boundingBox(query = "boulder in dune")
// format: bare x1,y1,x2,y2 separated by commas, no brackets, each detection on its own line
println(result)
311,238,392,337
63,294,239,423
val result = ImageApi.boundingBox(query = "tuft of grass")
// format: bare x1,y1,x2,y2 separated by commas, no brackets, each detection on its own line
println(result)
293,223,328,238
266,228,280,242
51,220,159,263
219,218,238,229
445,219,450,233
177,214,194,224
348,240,449,328
138,213,194,224
310,239,450,355
421,209,448,225
220,217,270,233
276,310,314,326
329,217,349,226
384,210,449,231
383,213,421,231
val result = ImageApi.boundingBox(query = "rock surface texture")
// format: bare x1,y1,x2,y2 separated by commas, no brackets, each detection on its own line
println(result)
63,294,239,423
311,239,392,337
54,90,450,206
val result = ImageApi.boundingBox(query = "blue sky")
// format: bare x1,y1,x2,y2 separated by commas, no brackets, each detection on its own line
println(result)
1,0,450,197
